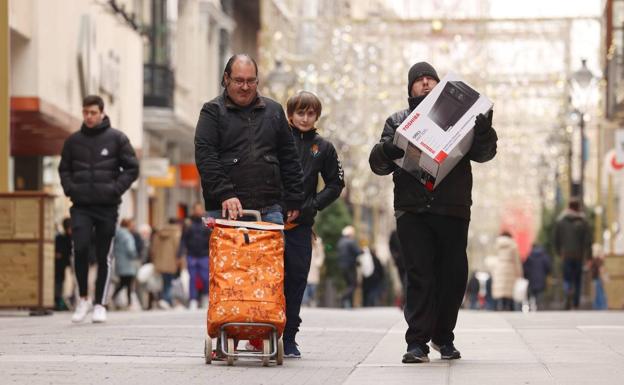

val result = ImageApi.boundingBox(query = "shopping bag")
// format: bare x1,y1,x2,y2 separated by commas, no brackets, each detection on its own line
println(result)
513,277,529,302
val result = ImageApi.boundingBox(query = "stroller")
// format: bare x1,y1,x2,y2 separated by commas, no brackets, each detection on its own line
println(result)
203,210,285,366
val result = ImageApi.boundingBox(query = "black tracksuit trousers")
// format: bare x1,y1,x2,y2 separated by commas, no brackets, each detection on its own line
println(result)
397,212,469,353
70,205,118,305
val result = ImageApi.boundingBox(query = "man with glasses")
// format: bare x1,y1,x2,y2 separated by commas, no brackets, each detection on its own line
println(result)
195,53,304,358
195,53,303,221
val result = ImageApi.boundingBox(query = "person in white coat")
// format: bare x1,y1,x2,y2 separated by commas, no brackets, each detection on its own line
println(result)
489,231,522,311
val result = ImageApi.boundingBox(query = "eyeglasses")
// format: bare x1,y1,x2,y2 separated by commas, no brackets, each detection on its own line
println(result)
229,77,259,87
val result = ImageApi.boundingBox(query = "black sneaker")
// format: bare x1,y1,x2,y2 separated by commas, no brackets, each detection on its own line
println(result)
402,345,430,363
431,342,461,360
284,341,301,358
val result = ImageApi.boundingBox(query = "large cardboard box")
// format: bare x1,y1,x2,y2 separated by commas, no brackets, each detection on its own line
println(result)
393,72,493,190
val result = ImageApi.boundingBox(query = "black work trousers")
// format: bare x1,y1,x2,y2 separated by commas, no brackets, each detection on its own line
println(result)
70,205,118,305
397,212,469,352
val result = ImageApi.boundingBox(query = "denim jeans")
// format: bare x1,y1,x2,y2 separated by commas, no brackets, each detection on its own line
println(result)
593,278,608,310
161,272,175,305
187,256,209,301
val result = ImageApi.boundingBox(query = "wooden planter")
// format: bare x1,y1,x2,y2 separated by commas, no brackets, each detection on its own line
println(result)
0,192,55,310
605,254,624,310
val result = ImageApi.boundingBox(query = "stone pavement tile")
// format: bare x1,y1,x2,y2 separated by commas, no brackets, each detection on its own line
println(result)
0,362,354,385
343,366,448,385
452,329,536,363
455,310,517,330
0,308,402,385
449,362,553,385
517,329,623,364
545,363,624,385
575,326,624,356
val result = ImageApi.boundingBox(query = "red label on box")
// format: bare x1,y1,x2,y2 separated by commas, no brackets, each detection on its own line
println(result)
420,141,435,154
434,151,448,163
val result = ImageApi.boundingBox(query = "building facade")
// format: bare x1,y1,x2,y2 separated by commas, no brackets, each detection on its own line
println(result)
9,0,144,221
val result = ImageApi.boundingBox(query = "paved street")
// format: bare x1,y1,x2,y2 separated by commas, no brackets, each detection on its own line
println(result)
1,307,623,384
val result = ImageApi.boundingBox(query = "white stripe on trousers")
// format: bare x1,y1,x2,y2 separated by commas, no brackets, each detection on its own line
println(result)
100,235,115,306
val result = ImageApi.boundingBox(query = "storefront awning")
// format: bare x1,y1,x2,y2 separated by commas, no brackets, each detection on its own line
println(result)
10,97,80,156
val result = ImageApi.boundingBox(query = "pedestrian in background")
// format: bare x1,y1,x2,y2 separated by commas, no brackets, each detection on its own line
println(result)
523,243,552,311
337,225,362,309
362,248,385,307
112,218,139,309
58,95,139,323
54,217,72,311
178,203,210,310
389,229,406,307
589,243,608,310
303,235,325,307
489,231,522,311
369,61,497,363
151,218,182,309
554,198,592,310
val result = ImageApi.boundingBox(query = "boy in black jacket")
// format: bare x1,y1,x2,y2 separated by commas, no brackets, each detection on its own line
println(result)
282,91,345,358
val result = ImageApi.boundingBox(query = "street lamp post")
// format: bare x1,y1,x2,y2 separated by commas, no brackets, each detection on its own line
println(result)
569,59,597,208
264,60,297,104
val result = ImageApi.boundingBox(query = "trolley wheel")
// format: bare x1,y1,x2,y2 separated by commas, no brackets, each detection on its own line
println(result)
226,338,235,366
204,337,212,364
262,339,271,367
276,338,284,365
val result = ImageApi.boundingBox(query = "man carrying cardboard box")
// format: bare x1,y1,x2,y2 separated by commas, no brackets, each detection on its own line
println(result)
369,62,497,363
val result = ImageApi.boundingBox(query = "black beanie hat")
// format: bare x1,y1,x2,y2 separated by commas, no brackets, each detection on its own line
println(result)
407,62,440,96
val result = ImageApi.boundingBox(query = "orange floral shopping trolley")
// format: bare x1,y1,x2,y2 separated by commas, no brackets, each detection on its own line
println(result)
203,210,285,366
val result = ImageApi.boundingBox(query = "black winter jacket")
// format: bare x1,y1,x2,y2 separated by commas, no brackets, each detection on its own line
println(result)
554,209,592,261
523,245,552,292
369,96,497,219
337,236,362,270
179,216,210,257
195,92,304,211
291,126,345,226
58,116,139,207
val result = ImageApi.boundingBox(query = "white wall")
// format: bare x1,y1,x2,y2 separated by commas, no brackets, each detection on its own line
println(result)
174,0,226,127
10,0,143,150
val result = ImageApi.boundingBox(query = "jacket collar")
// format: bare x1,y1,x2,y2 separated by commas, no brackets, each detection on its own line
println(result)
80,116,111,136
290,125,317,140
223,90,266,110
408,95,427,111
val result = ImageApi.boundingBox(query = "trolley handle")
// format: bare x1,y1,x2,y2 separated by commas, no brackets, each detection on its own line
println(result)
203,209,263,228
239,209,262,221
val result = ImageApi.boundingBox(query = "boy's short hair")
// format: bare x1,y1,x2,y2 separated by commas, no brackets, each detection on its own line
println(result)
286,91,322,119
82,95,104,112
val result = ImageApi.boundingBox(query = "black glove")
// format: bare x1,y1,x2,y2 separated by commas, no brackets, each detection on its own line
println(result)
474,110,494,136
382,140,405,160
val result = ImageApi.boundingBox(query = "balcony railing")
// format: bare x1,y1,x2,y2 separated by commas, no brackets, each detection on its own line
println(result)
144,63,174,108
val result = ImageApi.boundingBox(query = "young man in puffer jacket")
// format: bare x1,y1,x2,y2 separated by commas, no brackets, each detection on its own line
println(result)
59,95,139,324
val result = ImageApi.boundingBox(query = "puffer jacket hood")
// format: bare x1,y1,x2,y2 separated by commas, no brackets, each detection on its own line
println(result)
495,235,517,251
